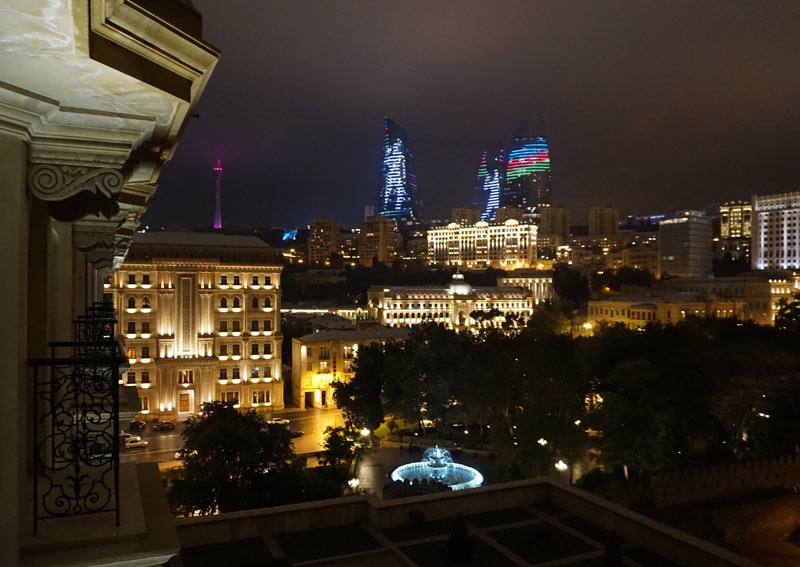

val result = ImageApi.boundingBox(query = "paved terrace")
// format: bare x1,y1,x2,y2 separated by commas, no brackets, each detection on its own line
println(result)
175,478,757,566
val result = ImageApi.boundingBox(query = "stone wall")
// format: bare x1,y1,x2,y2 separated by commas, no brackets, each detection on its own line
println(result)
650,454,800,507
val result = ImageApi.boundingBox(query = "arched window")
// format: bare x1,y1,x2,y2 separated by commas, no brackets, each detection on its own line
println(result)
142,297,150,308
263,297,271,309
233,297,240,309
220,297,227,308
127,297,135,309
251,297,259,309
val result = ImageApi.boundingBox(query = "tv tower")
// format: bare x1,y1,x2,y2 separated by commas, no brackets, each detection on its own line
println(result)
213,159,223,229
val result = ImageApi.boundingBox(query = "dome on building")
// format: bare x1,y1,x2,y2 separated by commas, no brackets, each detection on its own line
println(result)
447,272,474,295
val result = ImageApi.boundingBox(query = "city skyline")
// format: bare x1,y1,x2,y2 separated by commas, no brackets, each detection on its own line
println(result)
142,1,800,230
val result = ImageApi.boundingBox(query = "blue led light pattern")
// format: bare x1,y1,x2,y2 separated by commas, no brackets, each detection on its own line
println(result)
378,118,420,224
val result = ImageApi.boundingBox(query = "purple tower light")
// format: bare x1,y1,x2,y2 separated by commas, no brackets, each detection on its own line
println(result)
213,159,223,229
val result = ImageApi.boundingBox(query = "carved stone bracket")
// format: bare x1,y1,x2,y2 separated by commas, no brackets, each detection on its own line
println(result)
28,164,124,202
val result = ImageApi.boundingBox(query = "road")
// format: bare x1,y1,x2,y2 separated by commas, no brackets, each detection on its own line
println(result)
121,407,344,465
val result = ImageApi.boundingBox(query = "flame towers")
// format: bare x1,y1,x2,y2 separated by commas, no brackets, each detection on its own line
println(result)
503,114,552,212
473,143,505,221
378,117,420,226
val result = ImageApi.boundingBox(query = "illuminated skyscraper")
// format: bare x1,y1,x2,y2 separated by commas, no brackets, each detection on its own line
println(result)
378,117,420,225
504,114,552,213
213,159,223,230
473,143,505,221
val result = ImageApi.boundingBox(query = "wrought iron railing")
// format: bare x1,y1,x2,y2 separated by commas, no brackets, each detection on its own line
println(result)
28,301,126,534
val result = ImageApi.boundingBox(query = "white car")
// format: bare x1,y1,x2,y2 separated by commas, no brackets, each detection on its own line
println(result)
119,432,141,442
125,439,149,449
267,418,290,426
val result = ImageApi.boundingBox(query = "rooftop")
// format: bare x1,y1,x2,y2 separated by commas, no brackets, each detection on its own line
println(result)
297,326,409,343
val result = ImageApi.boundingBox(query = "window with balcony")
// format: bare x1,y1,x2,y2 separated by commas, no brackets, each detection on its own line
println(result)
220,391,238,403
127,297,136,309
343,345,353,359
141,371,150,384
178,370,194,384
127,322,135,334
319,347,330,360
127,371,136,385
252,390,269,404
219,321,228,332
141,346,150,358
319,361,329,372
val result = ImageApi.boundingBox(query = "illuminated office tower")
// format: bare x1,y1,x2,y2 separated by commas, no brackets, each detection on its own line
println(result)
504,114,552,213
473,143,505,220
378,117,420,226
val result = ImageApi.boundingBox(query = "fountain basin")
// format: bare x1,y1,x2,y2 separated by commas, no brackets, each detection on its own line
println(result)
390,446,484,491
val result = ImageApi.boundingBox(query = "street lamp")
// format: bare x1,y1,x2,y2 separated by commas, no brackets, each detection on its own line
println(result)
554,460,568,472
360,428,370,437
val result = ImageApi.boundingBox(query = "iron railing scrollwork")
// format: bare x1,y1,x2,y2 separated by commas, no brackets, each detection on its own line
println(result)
29,302,126,534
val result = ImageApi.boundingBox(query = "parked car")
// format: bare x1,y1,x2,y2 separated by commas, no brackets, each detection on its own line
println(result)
267,418,290,426
289,430,304,439
129,420,146,431
125,439,149,449
154,421,176,431
119,432,141,442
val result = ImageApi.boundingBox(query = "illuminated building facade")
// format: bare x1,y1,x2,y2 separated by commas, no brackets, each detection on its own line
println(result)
112,232,284,420
718,200,751,260
497,269,554,305
503,114,552,214
473,143,505,220
378,117,420,225
752,191,800,270
658,211,713,278
451,206,481,225
428,219,538,269
368,273,534,330
308,216,343,265
291,326,408,408
358,216,397,266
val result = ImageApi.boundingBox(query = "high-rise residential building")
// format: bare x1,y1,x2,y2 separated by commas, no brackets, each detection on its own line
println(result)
539,205,571,241
428,219,538,269
658,211,713,278
588,206,619,236
358,216,397,266
291,325,408,408
494,206,525,223
473,143,505,220
503,114,552,213
112,232,285,421
752,192,800,270
451,206,481,225
307,216,342,265
377,117,420,226
718,201,752,260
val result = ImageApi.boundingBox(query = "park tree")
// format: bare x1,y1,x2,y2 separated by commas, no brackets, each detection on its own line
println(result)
332,341,386,430
775,293,800,333
321,426,356,469
552,263,590,308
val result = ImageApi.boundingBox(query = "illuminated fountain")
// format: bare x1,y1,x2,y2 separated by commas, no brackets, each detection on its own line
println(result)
390,446,484,491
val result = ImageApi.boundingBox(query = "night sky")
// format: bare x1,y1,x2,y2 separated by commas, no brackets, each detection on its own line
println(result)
143,1,800,230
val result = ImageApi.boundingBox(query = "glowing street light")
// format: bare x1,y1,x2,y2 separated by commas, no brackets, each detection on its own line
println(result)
537,438,548,446
554,460,568,472
360,428,370,437
347,478,360,489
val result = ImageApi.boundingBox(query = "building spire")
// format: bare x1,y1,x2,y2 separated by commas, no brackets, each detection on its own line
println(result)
213,159,223,229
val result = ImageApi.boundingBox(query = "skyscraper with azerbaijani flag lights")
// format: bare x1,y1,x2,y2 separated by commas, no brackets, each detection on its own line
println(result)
377,117,420,226
503,114,552,216
473,143,505,221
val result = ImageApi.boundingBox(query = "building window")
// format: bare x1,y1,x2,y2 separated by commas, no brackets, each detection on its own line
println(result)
252,276,259,285
251,343,259,355
319,361,329,372
220,391,239,403
141,321,150,334
251,320,259,332
128,274,136,284
232,344,240,356
319,347,329,359
306,347,312,358
126,347,136,359
220,275,228,285
127,371,136,385
142,297,150,308
264,276,271,286
220,368,227,380
220,297,227,308
234,276,240,286
127,322,135,334
233,368,240,380
178,370,194,384
251,297,259,309
142,274,150,285
264,343,272,355
264,319,272,331
127,297,136,309
343,345,353,359
141,346,150,358
252,390,269,404
344,360,352,372
233,320,241,332
263,297,271,308
141,371,150,384
251,367,259,378
219,344,227,355
140,396,149,411
264,366,272,377
219,321,228,332
307,362,312,372
233,297,240,308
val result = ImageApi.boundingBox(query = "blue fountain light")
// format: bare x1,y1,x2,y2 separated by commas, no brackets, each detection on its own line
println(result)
390,446,484,491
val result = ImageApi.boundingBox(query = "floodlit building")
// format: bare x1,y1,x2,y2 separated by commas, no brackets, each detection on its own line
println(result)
307,216,343,265
112,233,285,419
0,1,218,564
428,219,538,269
291,325,408,408
358,215,397,266
658,211,713,278
504,114,552,213
377,117,420,226
718,200,751,260
588,292,744,330
367,273,534,330
588,206,619,236
752,191,800,270
496,269,554,305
